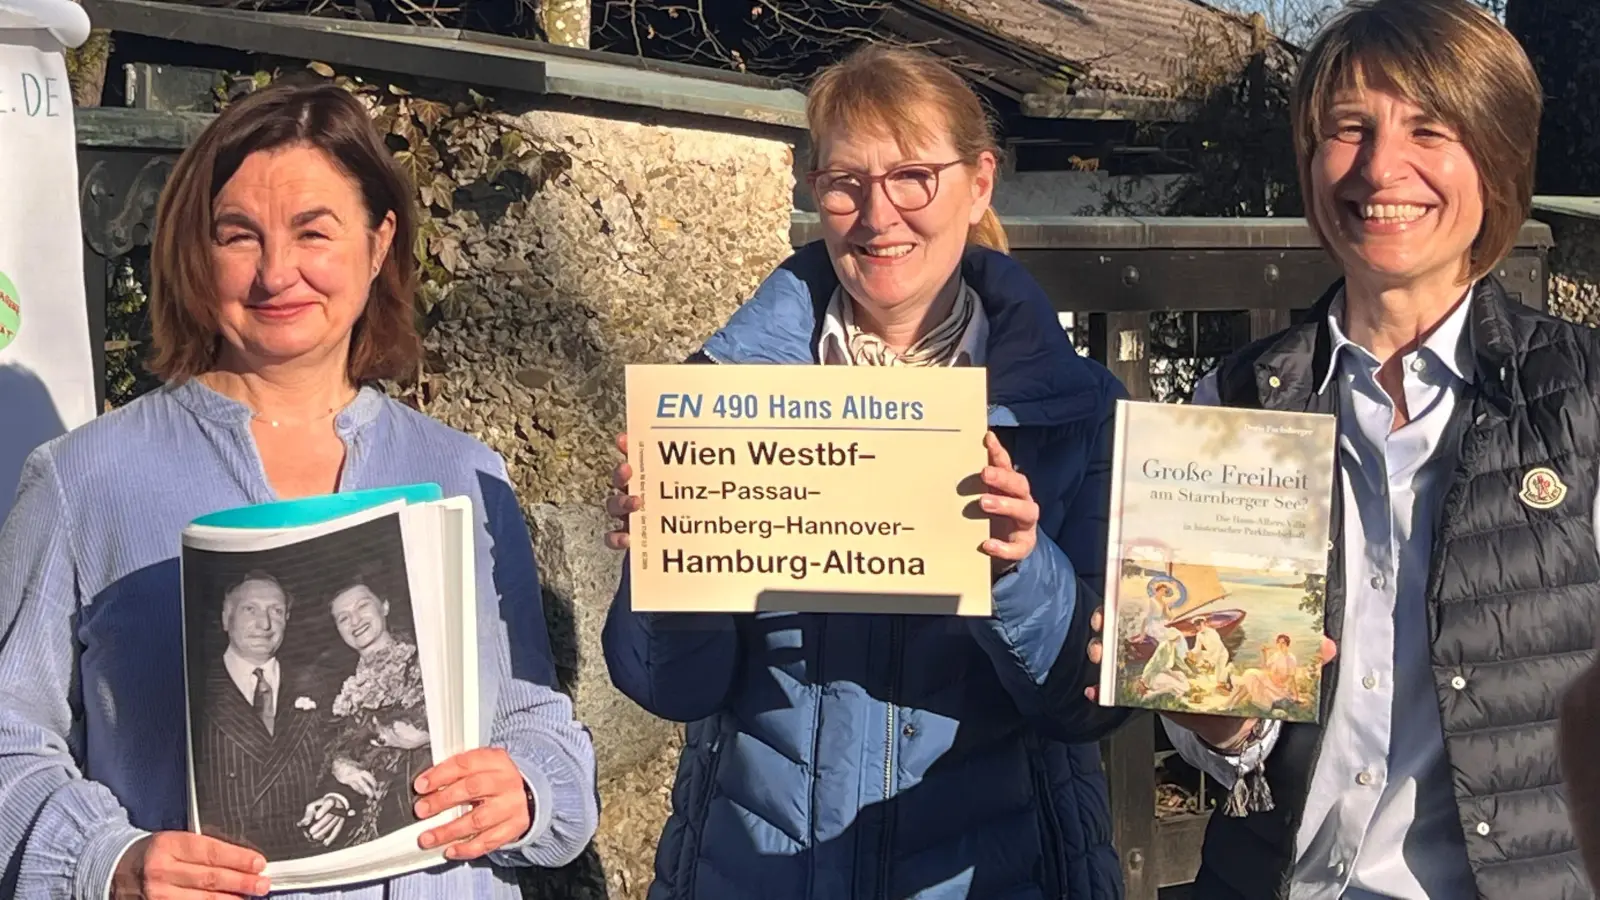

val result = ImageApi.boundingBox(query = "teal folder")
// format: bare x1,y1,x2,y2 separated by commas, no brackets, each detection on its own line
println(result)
189,483,443,529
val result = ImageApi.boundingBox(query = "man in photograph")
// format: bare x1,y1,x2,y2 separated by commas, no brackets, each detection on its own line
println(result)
190,571,353,859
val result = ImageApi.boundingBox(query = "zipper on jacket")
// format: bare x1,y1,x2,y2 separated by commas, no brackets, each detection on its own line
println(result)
1028,743,1066,898
683,728,725,899
806,620,828,900
876,617,903,900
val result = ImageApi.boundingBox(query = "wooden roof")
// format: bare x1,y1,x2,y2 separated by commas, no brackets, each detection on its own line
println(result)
880,0,1275,120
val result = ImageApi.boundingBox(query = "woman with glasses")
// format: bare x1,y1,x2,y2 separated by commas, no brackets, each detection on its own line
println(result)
599,43,1130,900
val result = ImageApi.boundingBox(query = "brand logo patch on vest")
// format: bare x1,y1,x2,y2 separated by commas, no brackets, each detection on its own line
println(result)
1519,467,1567,510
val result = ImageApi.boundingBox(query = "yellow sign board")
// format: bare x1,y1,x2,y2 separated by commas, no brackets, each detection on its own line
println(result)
624,363,994,615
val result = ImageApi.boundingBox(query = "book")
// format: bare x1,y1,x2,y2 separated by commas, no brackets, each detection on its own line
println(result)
1096,400,1338,722
178,484,479,891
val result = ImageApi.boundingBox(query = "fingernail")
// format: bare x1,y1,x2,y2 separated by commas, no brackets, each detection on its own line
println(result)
420,833,435,848
256,879,271,895
415,777,429,792
981,498,996,511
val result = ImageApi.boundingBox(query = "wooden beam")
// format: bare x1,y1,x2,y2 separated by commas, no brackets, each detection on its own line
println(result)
1102,716,1159,900
1087,312,1152,400
1022,90,1201,123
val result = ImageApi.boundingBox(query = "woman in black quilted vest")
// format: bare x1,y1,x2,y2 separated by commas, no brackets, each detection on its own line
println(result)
1156,0,1600,897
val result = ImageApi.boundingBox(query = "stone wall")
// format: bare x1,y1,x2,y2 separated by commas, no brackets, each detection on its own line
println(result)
408,106,795,897
415,107,796,505
1546,211,1600,329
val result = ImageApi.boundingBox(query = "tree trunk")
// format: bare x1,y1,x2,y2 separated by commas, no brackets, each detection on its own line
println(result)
540,0,590,48
1507,0,1600,194
64,29,110,107
62,0,111,107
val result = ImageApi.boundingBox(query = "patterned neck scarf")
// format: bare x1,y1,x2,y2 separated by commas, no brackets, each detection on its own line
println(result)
841,280,978,367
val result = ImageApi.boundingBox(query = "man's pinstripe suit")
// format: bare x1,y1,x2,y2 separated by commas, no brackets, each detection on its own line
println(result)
192,659,339,861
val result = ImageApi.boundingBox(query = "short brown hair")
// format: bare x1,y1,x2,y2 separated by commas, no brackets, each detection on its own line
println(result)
149,81,420,383
806,44,1009,253
1291,0,1542,282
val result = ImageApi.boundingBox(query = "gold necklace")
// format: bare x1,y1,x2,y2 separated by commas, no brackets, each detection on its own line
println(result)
250,405,344,429
197,373,357,428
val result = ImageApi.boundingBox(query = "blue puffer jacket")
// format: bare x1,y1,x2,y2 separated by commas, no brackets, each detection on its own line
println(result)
604,241,1132,900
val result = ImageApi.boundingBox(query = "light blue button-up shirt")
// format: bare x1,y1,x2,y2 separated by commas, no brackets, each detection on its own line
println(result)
1168,290,1600,898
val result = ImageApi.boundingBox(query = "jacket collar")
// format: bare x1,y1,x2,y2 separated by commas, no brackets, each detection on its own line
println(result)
1253,275,1518,419
699,241,1112,428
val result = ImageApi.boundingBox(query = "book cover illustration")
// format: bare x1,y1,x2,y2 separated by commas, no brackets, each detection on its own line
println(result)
1097,400,1337,723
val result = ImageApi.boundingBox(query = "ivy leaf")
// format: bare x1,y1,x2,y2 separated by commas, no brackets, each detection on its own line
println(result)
412,99,450,132
437,236,464,274
370,105,398,135
391,110,419,148
307,61,335,78
388,83,412,97
392,141,442,191
500,130,526,158
413,217,440,265
431,174,457,213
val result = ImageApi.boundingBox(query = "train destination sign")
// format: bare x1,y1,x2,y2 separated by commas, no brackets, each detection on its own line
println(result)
623,363,993,615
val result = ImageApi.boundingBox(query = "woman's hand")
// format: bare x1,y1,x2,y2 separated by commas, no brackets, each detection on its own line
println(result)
604,432,640,551
110,832,269,900
377,720,430,750
300,794,352,847
1085,607,1107,701
415,747,532,860
332,756,379,801
978,432,1039,576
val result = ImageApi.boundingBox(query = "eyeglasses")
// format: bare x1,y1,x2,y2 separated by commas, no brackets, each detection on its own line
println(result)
805,160,965,215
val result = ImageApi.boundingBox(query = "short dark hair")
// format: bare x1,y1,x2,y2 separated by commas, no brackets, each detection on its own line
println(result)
149,81,421,384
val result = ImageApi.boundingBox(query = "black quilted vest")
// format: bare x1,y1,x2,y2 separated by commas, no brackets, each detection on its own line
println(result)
1192,277,1600,899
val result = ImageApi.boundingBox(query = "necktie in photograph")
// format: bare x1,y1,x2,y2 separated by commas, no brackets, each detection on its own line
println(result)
252,667,275,736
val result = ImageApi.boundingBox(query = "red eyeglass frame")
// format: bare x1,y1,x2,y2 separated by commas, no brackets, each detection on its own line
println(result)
804,160,966,213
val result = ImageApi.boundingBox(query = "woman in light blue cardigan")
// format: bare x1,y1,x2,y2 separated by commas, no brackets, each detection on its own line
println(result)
0,82,596,899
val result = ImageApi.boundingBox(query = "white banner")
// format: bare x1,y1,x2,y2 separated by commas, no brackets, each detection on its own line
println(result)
0,0,95,521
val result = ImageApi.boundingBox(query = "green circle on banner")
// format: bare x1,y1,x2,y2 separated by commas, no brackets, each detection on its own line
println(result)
0,271,18,353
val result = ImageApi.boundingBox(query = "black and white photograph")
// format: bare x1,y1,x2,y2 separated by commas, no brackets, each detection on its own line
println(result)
181,512,434,863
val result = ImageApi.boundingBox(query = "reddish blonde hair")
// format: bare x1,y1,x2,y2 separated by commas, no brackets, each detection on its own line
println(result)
807,44,1008,253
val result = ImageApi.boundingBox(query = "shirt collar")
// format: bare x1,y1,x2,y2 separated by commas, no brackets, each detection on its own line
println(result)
166,375,387,436
1317,283,1476,394
222,646,279,698
817,281,989,367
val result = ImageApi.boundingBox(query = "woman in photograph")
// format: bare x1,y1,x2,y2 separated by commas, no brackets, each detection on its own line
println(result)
323,580,432,848
602,43,1129,900
0,81,596,899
